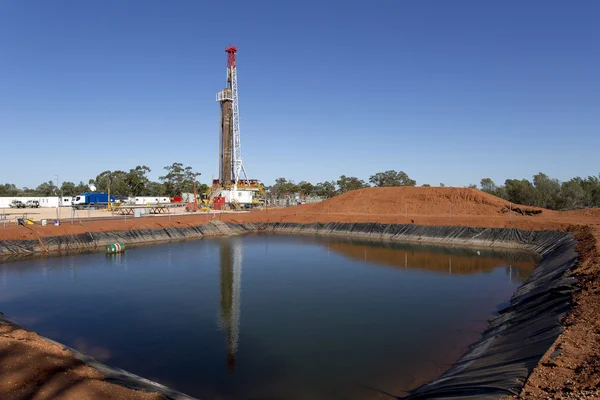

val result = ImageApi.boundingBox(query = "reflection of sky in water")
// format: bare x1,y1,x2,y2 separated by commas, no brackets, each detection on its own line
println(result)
0,235,536,399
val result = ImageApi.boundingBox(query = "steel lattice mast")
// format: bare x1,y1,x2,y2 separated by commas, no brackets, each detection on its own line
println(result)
214,45,263,206
225,46,248,188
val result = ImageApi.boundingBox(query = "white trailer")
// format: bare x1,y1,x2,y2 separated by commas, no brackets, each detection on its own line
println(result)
60,197,74,206
0,196,68,208
221,189,253,205
127,197,171,205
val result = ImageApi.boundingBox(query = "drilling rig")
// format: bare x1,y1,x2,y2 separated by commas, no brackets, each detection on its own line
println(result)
210,45,264,210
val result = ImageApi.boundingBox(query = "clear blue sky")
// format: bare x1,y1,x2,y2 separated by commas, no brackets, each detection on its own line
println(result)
1,0,598,189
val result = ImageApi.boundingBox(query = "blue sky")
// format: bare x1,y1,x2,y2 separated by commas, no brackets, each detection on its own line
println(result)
1,0,598,188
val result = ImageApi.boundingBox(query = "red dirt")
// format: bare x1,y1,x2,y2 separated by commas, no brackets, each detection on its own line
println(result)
0,187,599,399
306,186,551,216
512,225,600,400
0,322,162,400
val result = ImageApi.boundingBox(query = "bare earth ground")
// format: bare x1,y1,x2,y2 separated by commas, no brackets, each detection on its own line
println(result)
0,204,192,224
0,322,162,400
0,187,599,399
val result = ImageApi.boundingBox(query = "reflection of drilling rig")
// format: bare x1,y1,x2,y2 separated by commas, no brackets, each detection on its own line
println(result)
209,45,265,210
218,238,243,371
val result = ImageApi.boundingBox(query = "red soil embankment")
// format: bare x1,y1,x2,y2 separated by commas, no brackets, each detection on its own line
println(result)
305,186,549,216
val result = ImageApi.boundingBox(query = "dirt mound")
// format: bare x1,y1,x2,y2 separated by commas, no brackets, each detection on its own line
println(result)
562,208,600,218
305,187,546,216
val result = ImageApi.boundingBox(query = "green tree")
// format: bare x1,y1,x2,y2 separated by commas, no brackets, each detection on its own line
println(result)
198,183,209,195
21,187,37,196
94,170,128,197
159,162,197,197
270,178,300,195
36,181,58,196
421,184,431,187
369,170,416,187
0,183,19,196
494,185,509,200
143,181,166,196
504,179,537,206
314,181,337,198
532,173,561,209
298,181,315,197
60,181,78,196
557,179,587,209
125,165,151,196
480,178,497,194
183,171,200,194
337,175,369,194
270,178,285,195
479,178,508,200
576,175,600,207
587,174,600,207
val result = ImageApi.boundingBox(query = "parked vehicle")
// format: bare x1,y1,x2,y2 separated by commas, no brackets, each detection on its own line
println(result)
25,200,40,208
72,192,115,209
9,200,25,208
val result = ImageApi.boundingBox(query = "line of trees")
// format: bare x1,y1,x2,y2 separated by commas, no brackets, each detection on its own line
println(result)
90,163,206,198
267,170,600,211
2,168,599,210
0,162,208,199
267,170,416,198
479,173,600,210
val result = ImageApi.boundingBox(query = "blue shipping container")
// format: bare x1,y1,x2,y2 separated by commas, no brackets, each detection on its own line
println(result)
73,192,115,206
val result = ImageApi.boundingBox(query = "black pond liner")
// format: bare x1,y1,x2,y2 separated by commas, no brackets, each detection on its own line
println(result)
0,222,579,400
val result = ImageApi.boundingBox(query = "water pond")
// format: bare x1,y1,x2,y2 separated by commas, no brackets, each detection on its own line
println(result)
0,235,538,399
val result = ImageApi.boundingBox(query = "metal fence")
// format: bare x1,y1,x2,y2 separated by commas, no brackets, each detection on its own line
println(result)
0,195,327,227
266,196,324,208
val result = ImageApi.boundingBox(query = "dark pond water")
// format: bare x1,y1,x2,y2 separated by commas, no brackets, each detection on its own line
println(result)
0,235,538,399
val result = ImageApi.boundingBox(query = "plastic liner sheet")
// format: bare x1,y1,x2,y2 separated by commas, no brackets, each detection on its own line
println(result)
0,225,214,255
0,223,260,257
0,222,579,399
260,222,570,251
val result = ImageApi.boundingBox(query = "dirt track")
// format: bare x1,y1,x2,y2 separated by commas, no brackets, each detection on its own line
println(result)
0,187,599,399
